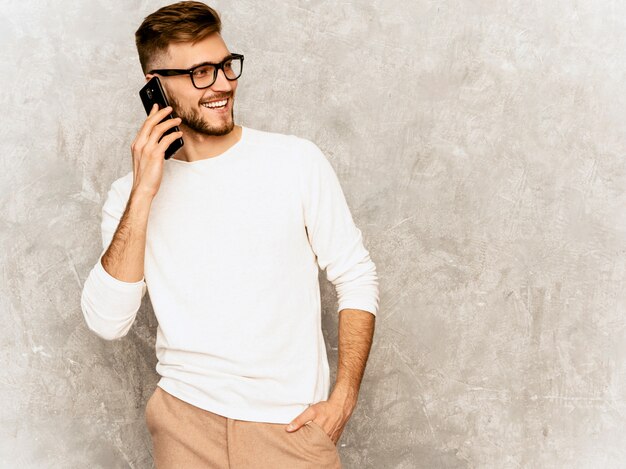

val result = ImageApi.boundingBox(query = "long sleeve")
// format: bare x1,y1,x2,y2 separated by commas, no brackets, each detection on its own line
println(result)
299,139,379,316
80,176,147,340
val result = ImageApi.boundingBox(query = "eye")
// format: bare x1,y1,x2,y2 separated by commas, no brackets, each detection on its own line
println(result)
193,65,213,77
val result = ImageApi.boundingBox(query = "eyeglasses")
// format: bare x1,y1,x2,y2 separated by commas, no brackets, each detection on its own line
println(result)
148,53,244,89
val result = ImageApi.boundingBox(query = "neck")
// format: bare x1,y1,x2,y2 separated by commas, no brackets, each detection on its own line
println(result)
173,124,242,162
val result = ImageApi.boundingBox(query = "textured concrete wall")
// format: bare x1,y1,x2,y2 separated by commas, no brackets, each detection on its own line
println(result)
2,0,625,467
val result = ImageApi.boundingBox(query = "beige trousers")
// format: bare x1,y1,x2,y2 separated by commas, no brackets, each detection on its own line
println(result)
145,386,342,468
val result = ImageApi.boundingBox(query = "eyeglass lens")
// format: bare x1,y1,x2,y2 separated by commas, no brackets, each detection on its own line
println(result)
192,58,242,88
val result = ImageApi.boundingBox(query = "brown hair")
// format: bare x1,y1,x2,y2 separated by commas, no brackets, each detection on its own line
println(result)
135,1,222,74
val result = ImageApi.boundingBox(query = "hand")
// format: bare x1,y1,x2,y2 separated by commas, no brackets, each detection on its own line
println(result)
284,396,355,445
130,104,183,199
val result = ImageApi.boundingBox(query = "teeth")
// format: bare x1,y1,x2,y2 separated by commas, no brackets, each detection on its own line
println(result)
202,99,228,108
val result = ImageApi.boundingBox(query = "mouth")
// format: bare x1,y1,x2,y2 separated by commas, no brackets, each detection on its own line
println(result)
201,97,230,112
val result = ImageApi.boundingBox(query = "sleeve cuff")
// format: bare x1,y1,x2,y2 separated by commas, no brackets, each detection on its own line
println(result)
337,300,379,316
94,252,145,291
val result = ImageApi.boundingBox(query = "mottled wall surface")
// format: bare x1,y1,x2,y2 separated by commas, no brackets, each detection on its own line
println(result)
2,0,625,467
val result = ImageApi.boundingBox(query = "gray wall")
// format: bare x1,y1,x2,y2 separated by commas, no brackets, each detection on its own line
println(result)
2,0,625,467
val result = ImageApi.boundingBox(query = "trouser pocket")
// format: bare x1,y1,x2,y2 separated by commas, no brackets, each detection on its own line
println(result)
306,420,338,449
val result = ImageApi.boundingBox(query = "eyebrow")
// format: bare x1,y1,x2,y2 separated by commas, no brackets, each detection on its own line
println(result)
187,54,234,70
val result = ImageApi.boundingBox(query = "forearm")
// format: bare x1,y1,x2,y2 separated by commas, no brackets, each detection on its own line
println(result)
101,189,153,282
330,308,376,407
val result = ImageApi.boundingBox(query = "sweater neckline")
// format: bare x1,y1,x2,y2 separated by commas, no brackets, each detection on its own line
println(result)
168,125,247,166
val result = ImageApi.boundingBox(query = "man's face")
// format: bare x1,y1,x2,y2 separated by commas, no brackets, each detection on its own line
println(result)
147,32,239,137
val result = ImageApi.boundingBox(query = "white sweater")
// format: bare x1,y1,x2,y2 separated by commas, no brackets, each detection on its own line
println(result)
80,125,379,424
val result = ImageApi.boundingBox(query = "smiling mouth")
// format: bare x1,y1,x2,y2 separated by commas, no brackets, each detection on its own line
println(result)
201,98,229,110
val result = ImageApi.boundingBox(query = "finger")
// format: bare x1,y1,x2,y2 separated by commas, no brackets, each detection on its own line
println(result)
147,105,174,129
147,117,182,147
286,410,314,432
135,106,174,151
154,116,183,135
155,130,183,156
147,132,183,158
145,132,183,160
140,105,172,134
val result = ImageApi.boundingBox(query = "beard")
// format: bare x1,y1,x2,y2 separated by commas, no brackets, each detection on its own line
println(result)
169,94,235,137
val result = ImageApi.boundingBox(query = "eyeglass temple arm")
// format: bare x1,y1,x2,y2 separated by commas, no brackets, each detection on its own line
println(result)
148,55,243,76
148,69,190,76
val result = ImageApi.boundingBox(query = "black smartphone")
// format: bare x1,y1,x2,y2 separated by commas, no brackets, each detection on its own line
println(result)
139,76,184,160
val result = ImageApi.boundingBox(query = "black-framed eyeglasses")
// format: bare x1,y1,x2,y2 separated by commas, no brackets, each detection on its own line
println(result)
148,53,244,90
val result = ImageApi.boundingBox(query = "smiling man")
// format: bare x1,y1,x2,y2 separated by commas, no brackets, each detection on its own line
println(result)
80,1,379,468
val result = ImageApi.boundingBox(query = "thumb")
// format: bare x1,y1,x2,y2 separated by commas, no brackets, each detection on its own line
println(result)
285,410,314,432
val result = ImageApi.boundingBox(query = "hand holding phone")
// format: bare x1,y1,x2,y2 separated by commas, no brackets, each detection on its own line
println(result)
139,76,184,160
130,104,182,199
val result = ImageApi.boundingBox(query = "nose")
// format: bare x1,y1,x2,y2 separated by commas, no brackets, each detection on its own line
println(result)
211,68,235,91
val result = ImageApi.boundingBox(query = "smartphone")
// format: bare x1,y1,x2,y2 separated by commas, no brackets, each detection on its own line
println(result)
139,76,184,159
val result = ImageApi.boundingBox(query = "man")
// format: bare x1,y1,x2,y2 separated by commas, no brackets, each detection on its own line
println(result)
80,1,379,467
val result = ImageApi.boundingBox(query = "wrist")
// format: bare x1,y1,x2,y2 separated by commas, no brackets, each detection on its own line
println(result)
329,383,358,408
129,189,155,214
130,186,155,203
